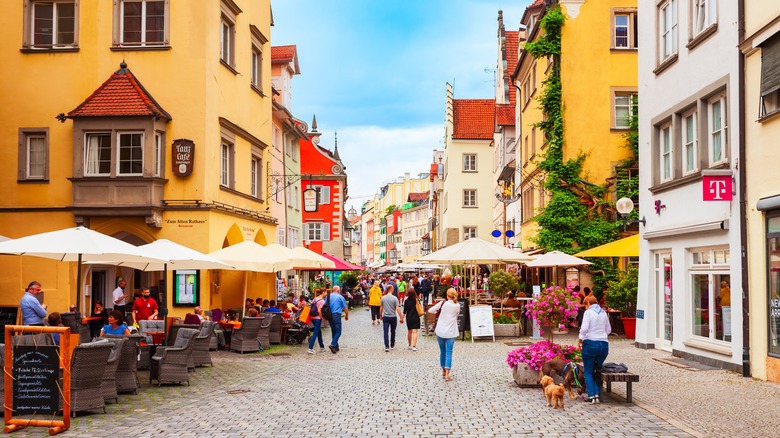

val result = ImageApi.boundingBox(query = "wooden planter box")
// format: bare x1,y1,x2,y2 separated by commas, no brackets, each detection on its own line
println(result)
513,363,539,387
494,323,520,337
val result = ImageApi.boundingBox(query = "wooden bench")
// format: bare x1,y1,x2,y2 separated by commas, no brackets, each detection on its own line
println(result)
601,372,640,403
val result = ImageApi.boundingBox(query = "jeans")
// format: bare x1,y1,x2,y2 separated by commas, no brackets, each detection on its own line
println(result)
581,339,609,397
308,318,324,350
437,336,455,369
382,316,398,348
330,313,342,349
421,293,430,306
370,306,381,321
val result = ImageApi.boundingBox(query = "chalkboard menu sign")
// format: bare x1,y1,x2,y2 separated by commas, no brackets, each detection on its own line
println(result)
0,306,19,343
13,345,60,415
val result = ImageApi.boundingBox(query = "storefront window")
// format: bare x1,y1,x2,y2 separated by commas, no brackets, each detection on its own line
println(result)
767,216,780,356
690,248,730,342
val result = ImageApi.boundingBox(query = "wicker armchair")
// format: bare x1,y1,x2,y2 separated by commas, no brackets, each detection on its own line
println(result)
66,341,113,417
61,312,92,344
192,321,215,367
104,334,143,394
101,337,126,404
256,315,272,350
150,328,198,386
167,323,199,347
229,317,263,354
266,312,282,344
138,319,165,344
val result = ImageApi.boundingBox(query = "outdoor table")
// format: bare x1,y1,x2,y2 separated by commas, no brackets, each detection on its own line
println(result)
145,331,165,345
280,323,291,344
606,309,624,335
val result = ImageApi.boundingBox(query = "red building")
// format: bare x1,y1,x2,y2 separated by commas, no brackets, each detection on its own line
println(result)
299,121,348,259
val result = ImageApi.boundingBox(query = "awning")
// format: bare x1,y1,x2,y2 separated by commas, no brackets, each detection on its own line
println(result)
574,234,640,258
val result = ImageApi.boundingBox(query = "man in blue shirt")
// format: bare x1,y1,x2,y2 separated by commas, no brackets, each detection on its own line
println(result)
328,286,349,354
265,300,282,313
20,281,48,326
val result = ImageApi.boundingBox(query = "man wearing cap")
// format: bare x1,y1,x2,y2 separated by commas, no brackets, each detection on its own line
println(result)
112,277,130,318
20,281,47,326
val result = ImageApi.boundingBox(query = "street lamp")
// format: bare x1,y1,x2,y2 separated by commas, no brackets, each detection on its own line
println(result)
616,197,646,232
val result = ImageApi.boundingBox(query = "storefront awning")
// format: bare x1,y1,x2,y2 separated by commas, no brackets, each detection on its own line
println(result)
574,234,639,258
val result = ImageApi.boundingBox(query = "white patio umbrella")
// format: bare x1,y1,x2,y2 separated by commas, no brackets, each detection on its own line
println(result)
90,239,233,271
207,240,292,316
419,238,536,264
280,244,336,269
0,226,167,310
524,251,592,268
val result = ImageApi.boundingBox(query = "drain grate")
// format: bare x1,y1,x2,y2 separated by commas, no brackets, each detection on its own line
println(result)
653,357,719,371
226,389,251,395
504,342,531,347
269,353,292,357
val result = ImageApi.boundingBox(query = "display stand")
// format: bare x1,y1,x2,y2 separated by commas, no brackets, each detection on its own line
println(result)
469,305,495,342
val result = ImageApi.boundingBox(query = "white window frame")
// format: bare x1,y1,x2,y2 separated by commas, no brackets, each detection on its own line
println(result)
692,0,717,36
689,247,730,342
85,133,112,176
612,9,638,49
250,156,259,198
304,222,329,241
463,153,477,172
153,132,162,177
463,189,477,208
613,92,637,129
660,123,673,183
18,129,49,181
463,226,477,240
220,15,235,67
220,141,232,188
659,0,678,62
118,0,166,47
251,45,261,88
682,110,698,175
708,94,727,165
27,0,77,49
117,132,144,176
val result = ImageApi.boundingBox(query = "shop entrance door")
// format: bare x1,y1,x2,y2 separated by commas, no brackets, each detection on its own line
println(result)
655,252,673,351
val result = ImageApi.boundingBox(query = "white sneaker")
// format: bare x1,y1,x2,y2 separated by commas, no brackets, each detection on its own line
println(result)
390,346,395,350
307,349,315,354
385,348,389,352
412,346,417,351
407,346,413,350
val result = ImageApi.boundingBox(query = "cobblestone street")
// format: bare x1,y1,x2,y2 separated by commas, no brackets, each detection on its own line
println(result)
6,307,780,437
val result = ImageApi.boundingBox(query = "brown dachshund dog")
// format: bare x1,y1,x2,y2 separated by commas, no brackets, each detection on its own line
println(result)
538,358,585,399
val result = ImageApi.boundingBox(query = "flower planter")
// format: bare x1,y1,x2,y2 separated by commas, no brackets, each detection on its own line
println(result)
621,317,636,339
512,363,540,387
494,323,520,337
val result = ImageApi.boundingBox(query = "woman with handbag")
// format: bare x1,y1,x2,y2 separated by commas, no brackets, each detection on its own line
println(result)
428,288,460,381
402,287,422,351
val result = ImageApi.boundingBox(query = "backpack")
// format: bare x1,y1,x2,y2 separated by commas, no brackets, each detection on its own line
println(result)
310,298,319,317
320,293,333,320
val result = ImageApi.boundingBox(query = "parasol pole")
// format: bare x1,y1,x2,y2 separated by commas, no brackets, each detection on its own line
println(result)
76,253,83,313
242,271,249,319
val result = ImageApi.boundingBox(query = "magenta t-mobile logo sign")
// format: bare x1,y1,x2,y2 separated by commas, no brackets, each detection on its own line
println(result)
702,175,732,201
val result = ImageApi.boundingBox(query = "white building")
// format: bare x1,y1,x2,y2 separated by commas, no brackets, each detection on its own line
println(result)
637,0,743,372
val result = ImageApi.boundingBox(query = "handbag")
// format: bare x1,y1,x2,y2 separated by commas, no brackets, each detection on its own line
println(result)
416,300,424,317
320,291,333,320
431,300,445,331
299,304,311,324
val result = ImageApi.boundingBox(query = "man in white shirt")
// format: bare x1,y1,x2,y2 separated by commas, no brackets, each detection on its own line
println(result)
112,277,130,318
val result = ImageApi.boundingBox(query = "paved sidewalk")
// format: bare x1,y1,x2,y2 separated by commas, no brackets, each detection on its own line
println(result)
3,307,779,437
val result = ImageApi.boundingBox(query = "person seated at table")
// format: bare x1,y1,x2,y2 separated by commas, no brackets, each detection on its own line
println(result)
89,300,109,340
246,298,255,312
284,297,299,313
100,310,131,336
503,292,522,309
194,306,210,322
265,300,282,313
297,295,308,307
47,312,63,346
259,299,270,312
246,307,259,317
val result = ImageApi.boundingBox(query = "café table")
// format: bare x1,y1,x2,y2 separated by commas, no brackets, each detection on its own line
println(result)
218,321,242,348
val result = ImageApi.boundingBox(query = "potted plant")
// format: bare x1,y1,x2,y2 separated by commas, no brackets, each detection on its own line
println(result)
506,340,582,386
488,270,519,311
492,311,520,337
606,265,639,339
524,285,579,342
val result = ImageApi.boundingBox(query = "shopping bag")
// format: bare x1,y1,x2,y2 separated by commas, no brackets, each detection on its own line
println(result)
299,304,311,324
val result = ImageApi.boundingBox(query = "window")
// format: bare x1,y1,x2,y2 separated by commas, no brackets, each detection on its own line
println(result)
614,92,637,129
766,215,780,357
463,189,477,208
249,25,268,91
708,94,727,164
153,132,163,177
463,226,477,240
522,186,534,222
659,0,678,62
117,0,166,47
463,154,476,172
118,132,143,175
304,222,329,241
660,123,673,182
682,111,698,174
85,133,112,176
220,141,233,188
311,185,330,204
287,226,299,248
613,9,638,49
250,157,260,198
251,46,261,89
690,248,730,342
692,0,716,36
220,17,234,66
25,0,77,49
18,129,49,181
276,228,285,245
531,127,536,157
760,34,780,118
523,78,531,106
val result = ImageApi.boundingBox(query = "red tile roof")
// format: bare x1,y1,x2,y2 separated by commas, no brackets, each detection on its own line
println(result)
271,45,296,62
68,63,170,119
407,192,430,202
453,99,495,140
496,104,515,126
505,31,519,107
530,0,544,7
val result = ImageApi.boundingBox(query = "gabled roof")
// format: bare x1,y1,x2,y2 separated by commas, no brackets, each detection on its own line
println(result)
452,99,495,140
271,45,300,74
408,192,430,202
68,62,170,119
496,104,515,126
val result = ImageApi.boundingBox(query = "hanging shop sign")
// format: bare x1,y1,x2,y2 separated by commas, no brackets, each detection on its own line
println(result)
303,187,319,212
172,139,195,177
702,171,733,201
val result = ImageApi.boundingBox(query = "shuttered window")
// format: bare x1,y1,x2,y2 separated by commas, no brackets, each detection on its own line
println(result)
761,33,780,117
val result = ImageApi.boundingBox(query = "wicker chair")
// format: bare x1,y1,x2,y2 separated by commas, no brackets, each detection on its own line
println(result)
256,315,272,350
138,319,165,344
61,312,92,344
104,334,142,394
101,337,126,404
66,341,113,417
192,321,215,367
150,328,198,386
266,312,282,344
167,323,199,347
229,317,263,354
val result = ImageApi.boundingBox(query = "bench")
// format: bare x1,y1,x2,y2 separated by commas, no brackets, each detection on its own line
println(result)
601,372,640,403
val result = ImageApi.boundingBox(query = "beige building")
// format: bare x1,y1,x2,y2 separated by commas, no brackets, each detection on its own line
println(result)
401,195,430,263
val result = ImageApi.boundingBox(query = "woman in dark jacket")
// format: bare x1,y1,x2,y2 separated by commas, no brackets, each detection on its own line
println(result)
402,288,421,351
89,300,109,340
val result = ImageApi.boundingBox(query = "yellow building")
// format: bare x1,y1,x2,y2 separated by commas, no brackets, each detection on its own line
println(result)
513,0,637,250
0,0,277,319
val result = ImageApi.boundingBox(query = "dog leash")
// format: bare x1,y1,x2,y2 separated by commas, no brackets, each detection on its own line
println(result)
563,362,583,389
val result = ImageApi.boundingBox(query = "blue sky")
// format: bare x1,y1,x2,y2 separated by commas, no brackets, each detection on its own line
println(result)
271,1,530,211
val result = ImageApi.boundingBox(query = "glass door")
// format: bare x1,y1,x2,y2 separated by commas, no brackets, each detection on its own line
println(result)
656,253,673,349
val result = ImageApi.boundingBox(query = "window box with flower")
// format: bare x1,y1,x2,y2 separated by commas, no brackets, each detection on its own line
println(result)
493,312,520,337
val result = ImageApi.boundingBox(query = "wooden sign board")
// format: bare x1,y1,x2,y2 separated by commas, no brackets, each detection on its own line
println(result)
469,305,494,342
172,139,195,177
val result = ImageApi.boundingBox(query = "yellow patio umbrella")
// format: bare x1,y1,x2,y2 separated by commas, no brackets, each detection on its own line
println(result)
574,234,640,258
